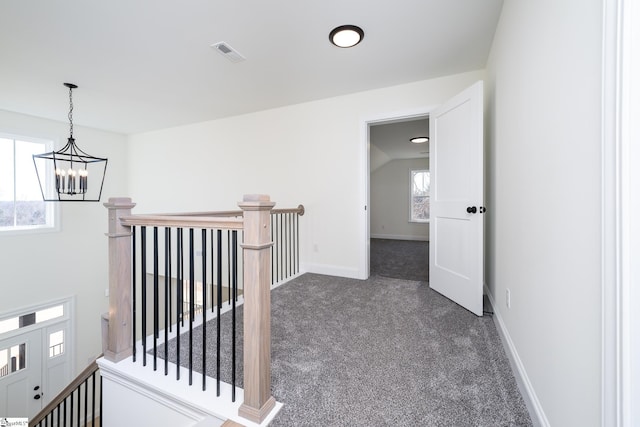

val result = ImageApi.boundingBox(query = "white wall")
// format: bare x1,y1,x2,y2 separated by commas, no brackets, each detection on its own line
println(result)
127,70,483,278
0,109,128,373
370,158,429,241
485,1,602,425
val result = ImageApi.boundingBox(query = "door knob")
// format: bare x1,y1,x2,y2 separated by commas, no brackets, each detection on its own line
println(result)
466,206,477,214
479,206,487,213
34,394,41,400
34,385,40,391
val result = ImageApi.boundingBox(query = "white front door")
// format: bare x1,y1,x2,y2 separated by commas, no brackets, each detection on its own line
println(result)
429,81,484,316
0,329,43,418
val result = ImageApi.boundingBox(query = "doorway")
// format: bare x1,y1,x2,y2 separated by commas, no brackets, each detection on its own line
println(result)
366,115,430,282
360,81,485,317
0,298,73,418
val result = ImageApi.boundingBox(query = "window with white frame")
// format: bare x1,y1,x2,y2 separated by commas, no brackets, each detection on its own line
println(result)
410,169,430,222
0,134,56,232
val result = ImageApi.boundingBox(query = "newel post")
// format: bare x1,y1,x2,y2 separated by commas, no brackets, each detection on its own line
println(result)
104,197,136,362
238,194,277,423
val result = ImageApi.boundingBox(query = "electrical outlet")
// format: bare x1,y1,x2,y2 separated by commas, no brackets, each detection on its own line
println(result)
506,288,511,309
313,243,318,252
105,288,109,297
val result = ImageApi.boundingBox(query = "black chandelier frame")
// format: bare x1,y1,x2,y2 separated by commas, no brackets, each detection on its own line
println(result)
33,83,108,202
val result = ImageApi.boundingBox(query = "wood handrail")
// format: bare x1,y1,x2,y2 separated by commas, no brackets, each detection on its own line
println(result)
142,204,305,219
274,205,305,216
117,205,304,230
30,355,102,427
119,214,244,230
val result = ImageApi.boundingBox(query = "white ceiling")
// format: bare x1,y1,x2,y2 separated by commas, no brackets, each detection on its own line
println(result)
0,0,503,135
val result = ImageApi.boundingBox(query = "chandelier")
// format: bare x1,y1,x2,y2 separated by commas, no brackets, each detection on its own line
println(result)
33,83,108,201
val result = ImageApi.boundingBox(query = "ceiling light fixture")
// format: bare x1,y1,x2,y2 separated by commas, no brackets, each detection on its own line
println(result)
33,83,108,202
410,136,429,144
329,25,364,48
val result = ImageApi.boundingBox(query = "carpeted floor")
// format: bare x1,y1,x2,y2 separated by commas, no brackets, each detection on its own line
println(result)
160,273,532,426
370,238,429,282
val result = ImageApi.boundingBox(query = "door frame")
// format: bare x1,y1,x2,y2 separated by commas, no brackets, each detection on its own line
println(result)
0,296,75,412
602,0,638,425
359,106,436,280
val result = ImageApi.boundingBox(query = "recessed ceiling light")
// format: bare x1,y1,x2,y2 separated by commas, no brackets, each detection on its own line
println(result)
329,25,364,48
410,136,429,144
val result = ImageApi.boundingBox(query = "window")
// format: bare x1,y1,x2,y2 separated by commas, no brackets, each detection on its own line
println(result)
49,330,64,358
0,343,26,378
0,304,64,335
410,169,430,222
0,134,55,232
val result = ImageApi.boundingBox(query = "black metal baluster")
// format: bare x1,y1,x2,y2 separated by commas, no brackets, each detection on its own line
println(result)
295,212,299,274
293,212,296,276
227,230,231,305
211,230,215,313
271,213,275,285
69,391,73,427
201,228,207,391
153,226,159,371
99,374,103,427
216,229,222,396
189,228,195,385
76,386,80,427
164,227,169,375
57,402,60,427
63,396,67,427
168,229,172,333
176,228,183,380
232,230,237,402
180,228,185,328
91,371,96,426
275,213,279,283
132,226,137,362
84,377,88,427
280,213,284,282
284,213,288,279
289,213,293,278
285,213,289,278
240,230,244,300
141,226,147,366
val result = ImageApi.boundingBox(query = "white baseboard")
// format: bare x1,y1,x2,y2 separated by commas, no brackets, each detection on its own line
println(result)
301,263,361,279
370,234,429,241
484,285,550,427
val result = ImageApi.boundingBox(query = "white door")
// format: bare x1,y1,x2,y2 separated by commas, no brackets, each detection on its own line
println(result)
429,81,484,316
0,329,43,417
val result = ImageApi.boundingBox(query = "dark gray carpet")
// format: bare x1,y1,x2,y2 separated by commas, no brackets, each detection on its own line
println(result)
159,273,532,426
370,238,429,282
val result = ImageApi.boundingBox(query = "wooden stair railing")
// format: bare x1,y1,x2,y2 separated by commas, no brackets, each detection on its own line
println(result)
103,195,290,424
30,355,102,427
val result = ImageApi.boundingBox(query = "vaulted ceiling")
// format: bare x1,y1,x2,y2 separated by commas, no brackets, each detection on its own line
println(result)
0,0,503,134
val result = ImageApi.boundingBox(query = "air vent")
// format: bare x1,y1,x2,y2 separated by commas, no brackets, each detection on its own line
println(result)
210,42,246,63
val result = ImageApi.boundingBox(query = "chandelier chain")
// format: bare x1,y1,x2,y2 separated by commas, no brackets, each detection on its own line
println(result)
68,85,74,139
